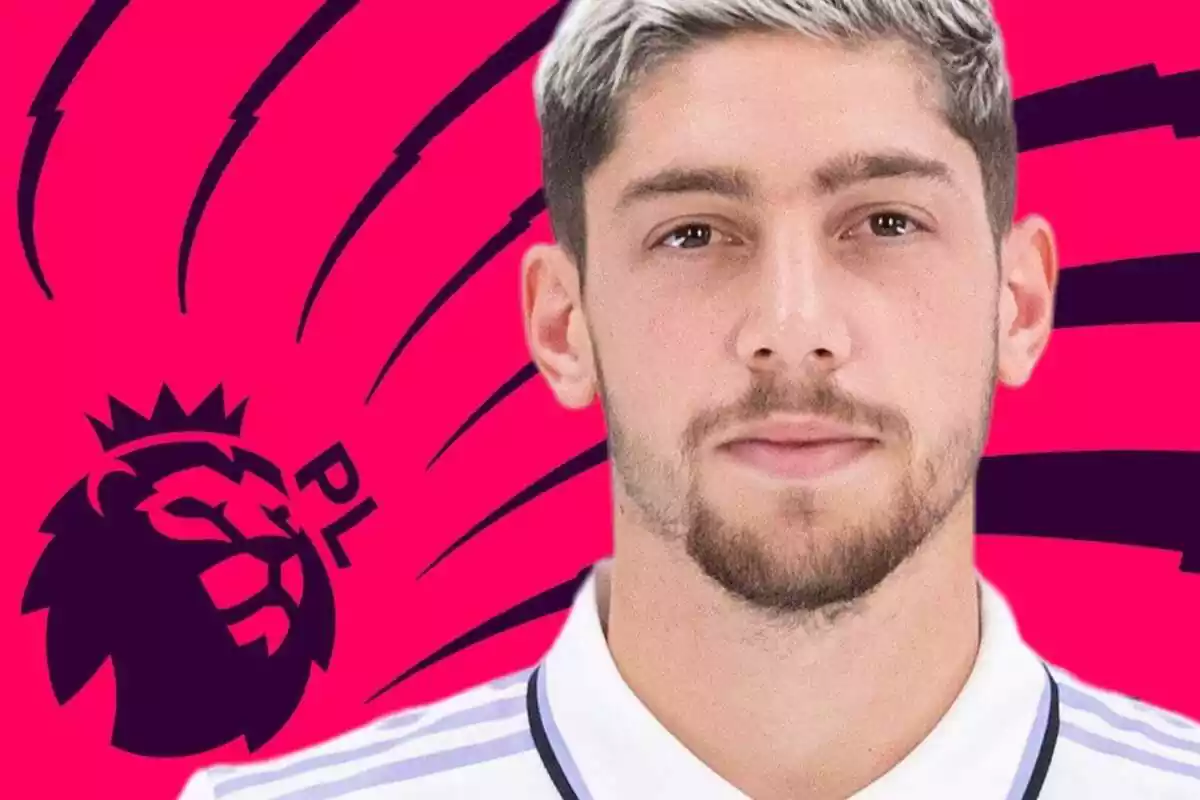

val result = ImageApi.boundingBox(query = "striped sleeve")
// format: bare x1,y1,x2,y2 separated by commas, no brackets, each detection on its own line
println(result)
175,667,536,799
1052,666,1200,787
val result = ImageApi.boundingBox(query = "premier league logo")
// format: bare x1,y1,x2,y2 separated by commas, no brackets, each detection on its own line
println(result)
21,385,376,757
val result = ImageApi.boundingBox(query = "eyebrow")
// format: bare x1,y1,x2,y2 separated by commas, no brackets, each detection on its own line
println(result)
613,150,957,211
812,150,957,195
615,166,755,211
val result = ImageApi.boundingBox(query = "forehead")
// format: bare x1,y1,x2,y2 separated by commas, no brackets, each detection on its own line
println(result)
588,31,983,206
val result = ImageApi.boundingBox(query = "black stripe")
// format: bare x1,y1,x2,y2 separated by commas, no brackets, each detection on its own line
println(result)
364,191,546,403
179,0,360,313
296,2,569,342
527,666,581,800
975,451,1200,565
416,441,609,579
1022,667,1061,800
1054,252,1200,328
425,361,540,469
365,568,589,703
20,0,131,300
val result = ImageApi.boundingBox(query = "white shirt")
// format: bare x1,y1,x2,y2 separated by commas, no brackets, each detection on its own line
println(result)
180,560,1200,799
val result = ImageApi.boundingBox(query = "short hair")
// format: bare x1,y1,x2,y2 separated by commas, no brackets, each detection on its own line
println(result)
533,0,1016,268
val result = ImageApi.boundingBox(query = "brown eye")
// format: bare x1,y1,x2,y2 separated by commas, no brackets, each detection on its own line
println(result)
867,212,920,238
659,223,715,249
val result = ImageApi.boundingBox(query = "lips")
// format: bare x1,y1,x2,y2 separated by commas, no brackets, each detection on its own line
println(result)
716,419,879,480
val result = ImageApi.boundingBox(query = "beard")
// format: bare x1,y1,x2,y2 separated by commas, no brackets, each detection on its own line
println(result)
599,356,996,622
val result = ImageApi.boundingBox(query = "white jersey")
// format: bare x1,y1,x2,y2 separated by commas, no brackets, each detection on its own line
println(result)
180,561,1200,799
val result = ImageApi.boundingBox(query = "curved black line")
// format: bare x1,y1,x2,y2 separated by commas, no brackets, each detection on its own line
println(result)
1021,668,1059,800
365,191,546,403
977,451,1200,571
418,442,609,579
1054,252,1200,328
18,114,61,300
19,0,131,300
1169,69,1200,138
1014,63,1200,151
219,589,273,626
527,666,582,800
178,117,255,312
427,362,540,469
365,566,591,702
233,0,360,117
1016,65,1167,151
296,1,569,342
178,0,359,313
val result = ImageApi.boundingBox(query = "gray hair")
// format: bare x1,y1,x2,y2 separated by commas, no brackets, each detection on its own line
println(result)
533,0,1016,268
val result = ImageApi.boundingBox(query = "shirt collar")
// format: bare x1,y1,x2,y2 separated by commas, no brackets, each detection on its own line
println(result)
538,559,1049,800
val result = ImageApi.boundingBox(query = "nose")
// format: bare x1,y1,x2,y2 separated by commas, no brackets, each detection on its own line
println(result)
734,232,852,376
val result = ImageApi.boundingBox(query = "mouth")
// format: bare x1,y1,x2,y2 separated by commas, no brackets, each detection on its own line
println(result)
715,419,880,481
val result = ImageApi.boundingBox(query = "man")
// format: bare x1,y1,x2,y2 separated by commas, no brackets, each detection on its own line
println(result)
181,0,1200,797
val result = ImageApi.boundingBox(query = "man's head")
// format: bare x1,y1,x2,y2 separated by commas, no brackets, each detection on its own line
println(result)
521,0,1058,616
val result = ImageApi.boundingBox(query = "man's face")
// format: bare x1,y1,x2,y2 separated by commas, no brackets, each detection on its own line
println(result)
527,32,1055,614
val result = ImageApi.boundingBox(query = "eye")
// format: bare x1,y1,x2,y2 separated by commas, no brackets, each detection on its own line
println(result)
656,222,729,250
162,497,247,542
850,211,926,239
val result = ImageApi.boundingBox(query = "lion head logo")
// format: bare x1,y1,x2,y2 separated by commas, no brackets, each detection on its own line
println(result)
21,386,336,757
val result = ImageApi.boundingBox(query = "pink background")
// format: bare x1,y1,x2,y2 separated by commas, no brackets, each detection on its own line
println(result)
2,1,1199,796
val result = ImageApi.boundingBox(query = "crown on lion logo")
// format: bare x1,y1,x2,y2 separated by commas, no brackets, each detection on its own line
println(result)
87,385,248,452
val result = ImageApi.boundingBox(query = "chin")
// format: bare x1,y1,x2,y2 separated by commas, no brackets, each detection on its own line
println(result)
702,476,864,519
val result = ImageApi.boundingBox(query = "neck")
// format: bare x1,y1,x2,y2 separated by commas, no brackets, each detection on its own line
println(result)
602,496,981,800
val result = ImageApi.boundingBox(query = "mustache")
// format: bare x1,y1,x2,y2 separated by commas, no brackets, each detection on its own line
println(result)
682,379,910,452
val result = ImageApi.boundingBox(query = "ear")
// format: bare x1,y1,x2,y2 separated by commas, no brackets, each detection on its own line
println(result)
520,242,597,409
996,214,1059,388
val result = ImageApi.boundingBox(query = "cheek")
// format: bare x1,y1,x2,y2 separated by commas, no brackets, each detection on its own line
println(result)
603,317,695,408
872,269,996,430
592,301,720,440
